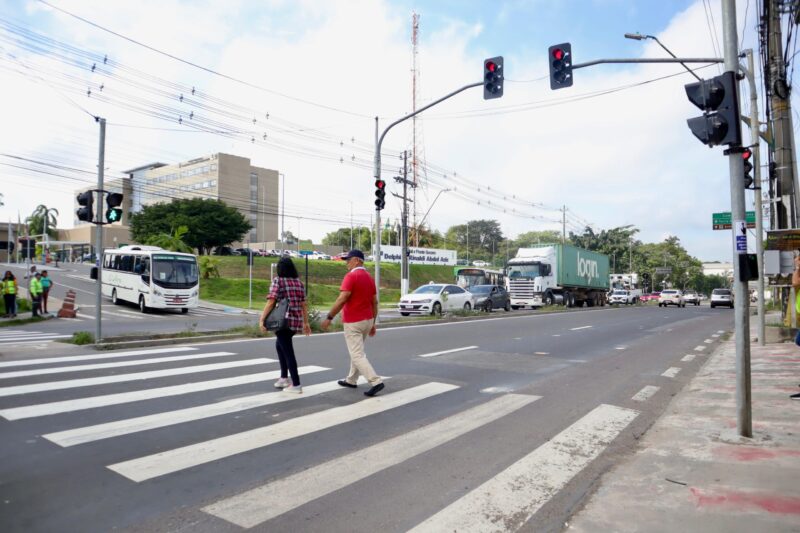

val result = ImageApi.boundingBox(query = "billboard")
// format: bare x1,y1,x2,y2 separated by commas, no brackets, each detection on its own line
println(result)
378,245,457,266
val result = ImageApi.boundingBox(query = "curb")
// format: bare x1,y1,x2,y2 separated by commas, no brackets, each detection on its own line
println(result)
90,332,246,350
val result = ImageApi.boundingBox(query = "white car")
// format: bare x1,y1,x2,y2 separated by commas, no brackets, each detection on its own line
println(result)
398,283,474,316
471,260,489,267
658,289,685,308
608,289,635,305
710,288,734,309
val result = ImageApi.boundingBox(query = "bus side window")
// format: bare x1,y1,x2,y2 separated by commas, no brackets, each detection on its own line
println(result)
113,255,121,270
141,257,150,275
133,257,142,274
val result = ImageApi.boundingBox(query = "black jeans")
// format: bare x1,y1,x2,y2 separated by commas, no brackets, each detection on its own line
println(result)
275,329,300,386
3,294,16,316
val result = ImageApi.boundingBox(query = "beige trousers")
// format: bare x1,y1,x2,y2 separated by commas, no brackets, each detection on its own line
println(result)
343,319,382,386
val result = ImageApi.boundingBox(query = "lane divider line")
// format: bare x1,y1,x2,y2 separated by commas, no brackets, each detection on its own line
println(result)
632,385,660,402
418,346,478,358
661,367,681,378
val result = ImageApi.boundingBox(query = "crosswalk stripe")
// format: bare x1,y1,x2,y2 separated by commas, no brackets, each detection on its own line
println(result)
681,354,696,362
43,376,377,447
0,340,63,345
203,393,540,528
0,358,275,397
107,382,460,482
0,351,238,379
0,346,197,369
0,331,44,337
0,366,330,420
102,311,145,320
661,367,681,378
631,385,660,402
408,404,638,532
0,334,72,342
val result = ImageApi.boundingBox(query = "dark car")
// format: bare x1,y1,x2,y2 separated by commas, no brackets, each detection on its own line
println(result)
213,246,234,256
470,284,511,312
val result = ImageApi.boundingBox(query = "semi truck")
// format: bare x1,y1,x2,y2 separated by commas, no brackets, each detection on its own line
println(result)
506,244,610,308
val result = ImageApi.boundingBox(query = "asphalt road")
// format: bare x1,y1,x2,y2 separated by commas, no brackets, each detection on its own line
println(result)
0,303,733,532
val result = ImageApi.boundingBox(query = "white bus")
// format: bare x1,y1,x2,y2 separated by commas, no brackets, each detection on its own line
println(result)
99,245,199,313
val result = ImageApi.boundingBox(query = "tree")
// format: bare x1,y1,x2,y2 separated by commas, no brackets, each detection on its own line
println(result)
129,198,250,254
26,204,59,238
322,227,372,250
144,225,193,253
446,219,504,259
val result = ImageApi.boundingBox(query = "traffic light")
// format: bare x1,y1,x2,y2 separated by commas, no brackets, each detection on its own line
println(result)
548,43,573,90
374,179,386,210
76,191,94,223
483,56,504,99
685,71,741,147
105,192,124,223
742,148,754,189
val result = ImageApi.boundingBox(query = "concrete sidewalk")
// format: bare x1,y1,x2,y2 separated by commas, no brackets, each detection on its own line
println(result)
568,329,800,532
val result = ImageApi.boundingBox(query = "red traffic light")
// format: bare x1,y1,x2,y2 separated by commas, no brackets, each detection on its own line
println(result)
375,179,386,189
552,48,564,61
485,61,496,72
742,148,752,160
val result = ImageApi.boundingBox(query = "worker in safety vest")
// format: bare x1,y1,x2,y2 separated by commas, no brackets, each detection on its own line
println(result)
2,271,18,318
29,272,43,317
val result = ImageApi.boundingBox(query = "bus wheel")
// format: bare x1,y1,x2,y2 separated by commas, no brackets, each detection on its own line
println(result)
111,289,119,305
181,308,188,314
139,296,149,314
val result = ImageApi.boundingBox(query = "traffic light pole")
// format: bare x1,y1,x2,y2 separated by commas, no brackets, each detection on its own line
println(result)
571,57,723,70
722,0,752,438
95,117,106,343
373,81,482,317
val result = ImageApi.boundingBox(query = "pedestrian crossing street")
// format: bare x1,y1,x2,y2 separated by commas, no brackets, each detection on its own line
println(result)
0,344,641,531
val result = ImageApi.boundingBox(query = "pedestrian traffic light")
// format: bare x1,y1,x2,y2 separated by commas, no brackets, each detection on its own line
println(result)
374,179,386,210
548,43,573,90
741,148,755,189
76,191,94,223
105,192,124,223
685,71,742,147
483,56,504,100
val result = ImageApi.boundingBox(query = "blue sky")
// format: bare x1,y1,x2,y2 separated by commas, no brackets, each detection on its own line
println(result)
0,1,778,262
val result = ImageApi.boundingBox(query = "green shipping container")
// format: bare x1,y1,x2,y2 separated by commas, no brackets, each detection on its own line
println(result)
527,244,610,290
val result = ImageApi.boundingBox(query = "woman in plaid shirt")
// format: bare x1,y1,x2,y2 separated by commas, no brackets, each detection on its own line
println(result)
259,257,312,393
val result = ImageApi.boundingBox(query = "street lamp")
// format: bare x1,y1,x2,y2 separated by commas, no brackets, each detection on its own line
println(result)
415,188,451,246
624,32,702,81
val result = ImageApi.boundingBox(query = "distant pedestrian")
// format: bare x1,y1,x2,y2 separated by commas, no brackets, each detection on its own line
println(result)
29,272,43,318
259,256,311,394
2,271,18,318
792,255,800,400
40,270,53,314
321,249,384,397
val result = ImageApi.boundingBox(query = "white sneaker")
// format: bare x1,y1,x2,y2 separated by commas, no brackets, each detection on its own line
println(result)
274,377,290,389
284,385,303,394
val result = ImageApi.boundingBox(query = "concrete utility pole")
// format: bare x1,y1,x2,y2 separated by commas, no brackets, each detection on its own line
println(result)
562,205,566,243
95,117,106,342
767,0,798,229
722,0,752,438
741,49,766,346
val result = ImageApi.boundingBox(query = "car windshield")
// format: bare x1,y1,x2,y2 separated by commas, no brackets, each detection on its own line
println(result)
612,290,627,295
470,286,492,294
713,289,731,295
662,290,678,295
414,285,443,294
507,264,541,279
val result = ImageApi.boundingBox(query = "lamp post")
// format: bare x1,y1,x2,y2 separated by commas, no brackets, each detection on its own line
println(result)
279,172,285,251
624,32,702,81
415,188,451,245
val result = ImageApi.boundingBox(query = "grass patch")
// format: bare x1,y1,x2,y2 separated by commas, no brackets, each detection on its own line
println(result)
70,331,95,345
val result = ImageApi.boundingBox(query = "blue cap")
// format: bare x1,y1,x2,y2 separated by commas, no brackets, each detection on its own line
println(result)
345,249,365,260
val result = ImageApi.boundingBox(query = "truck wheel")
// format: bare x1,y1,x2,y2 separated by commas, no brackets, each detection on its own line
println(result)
544,292,554,306
511,305,519,310
564,292,573,308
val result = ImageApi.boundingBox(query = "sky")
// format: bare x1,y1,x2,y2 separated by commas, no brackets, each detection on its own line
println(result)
0,0,786,262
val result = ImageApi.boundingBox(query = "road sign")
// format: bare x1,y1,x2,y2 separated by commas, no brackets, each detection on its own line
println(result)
734,219,747,255
712,211,755,230
654,267,671,275
299,250,314,256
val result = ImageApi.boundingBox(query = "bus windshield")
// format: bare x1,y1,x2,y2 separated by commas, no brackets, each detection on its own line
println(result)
507,264,541,279
152,254,199,289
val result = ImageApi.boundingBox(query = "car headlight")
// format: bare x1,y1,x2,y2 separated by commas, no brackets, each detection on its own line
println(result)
190,290,198,297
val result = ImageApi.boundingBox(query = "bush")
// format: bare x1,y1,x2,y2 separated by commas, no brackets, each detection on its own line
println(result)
71,331,95,345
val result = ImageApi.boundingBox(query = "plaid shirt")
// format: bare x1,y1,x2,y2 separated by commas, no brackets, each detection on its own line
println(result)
267,276,306,332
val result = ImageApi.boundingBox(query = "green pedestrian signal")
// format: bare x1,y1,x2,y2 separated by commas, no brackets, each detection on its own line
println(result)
105,192,124,223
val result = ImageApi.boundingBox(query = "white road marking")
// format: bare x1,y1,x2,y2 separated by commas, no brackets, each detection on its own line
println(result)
76,313,96,319
0,366,330,420
615,346,627,350
0,346,197,368
552,334,561,337
661,367,681,378
694,345,706,351
0,351,238,379
704,339,713,344
417,346,478,358
717,330,725,334
107,382,460,482
101,310,145,320
0,358,274,397
45,377,376,447
204,393,540,528
0,334,72,342
570,326,593,331
631,385,660,402
711,334,720,338
681,354,696,362
534,352,549,355
567,359,588,363
408,404,638,532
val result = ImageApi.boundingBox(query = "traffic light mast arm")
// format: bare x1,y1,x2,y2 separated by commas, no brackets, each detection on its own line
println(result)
571,57,723,69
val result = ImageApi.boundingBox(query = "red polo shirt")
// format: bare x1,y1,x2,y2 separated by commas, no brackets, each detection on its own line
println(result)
340,267,376,323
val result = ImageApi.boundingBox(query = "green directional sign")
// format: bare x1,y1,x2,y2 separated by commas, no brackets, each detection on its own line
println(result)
712,211,755,230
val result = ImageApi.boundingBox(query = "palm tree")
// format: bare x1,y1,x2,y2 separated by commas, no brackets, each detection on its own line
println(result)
145,225,193,253
26,204,59,238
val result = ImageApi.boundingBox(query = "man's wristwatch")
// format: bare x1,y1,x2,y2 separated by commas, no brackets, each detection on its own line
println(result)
327,314,334,321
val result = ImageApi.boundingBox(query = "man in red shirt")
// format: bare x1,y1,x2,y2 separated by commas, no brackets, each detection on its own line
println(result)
321,249,385,397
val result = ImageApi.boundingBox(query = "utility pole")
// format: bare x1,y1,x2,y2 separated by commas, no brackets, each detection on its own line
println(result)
722,0,752,438
392,151,414,295
562,205,566,243
95,117,106,343
742,49,766,346
767,0,797,228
